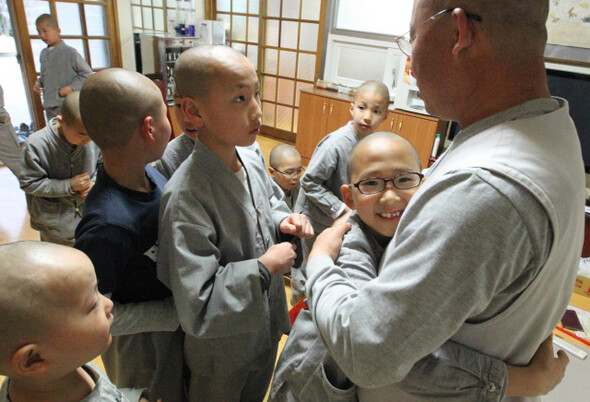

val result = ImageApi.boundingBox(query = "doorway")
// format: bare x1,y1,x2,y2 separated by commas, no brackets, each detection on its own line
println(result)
0,0,34,140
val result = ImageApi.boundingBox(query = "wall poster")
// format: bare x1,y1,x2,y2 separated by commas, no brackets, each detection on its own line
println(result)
545,0,590,66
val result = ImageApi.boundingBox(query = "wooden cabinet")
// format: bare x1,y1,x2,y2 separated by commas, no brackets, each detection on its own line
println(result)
296,88,447,168
296,90,352,164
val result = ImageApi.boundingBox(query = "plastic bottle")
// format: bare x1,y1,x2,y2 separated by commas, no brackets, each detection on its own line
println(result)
431,133,441,158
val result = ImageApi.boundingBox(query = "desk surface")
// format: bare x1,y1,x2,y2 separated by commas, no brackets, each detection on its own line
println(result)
545,293,590,401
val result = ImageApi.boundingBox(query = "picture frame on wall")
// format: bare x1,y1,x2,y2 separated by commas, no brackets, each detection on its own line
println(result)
544,0,590,67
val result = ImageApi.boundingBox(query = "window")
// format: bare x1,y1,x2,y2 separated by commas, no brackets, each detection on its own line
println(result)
214,0,326,142
131,0,180,32
10,0,121,127
333,0,411,38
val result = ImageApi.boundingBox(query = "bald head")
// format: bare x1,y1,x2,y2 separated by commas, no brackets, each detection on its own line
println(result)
425,0,549,58
269,144,301,169
354,81,390,107
0,242,92,370
174,45,250,100
35,13,58,29
80,68,164,150
347,132,421,182
60,91,82,126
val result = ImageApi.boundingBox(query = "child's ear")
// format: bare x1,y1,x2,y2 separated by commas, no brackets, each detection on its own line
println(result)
11,344,49,376
181,98,204,128
350,102,355,118
56,115,64,126
140,115,155,141
340,184,356,211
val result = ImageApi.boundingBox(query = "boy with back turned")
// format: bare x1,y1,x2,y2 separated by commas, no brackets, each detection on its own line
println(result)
157,45,313,401
75,68,185,401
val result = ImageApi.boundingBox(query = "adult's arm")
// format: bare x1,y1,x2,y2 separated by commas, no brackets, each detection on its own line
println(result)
307,170,548,388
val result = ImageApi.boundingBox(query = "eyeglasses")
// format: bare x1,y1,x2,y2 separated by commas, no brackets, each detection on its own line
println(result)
353,172,424,195
274,167,304,179
395,8,482,57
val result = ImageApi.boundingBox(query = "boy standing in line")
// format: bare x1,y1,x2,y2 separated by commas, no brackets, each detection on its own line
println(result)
157,45,313,401
34,14,93,121
75,68,185,401
19,92,99,246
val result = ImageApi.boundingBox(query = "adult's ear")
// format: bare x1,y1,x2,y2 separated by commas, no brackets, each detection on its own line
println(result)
268,166,276,177
340,184,356,211
181,97,204,128
451,8,477,58
10,344,49,376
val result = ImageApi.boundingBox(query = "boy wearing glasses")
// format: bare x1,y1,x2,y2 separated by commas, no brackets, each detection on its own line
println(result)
268,144,303,211
293,80,390,301
270,132,567,401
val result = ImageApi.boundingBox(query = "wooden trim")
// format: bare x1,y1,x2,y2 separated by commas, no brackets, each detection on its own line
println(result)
9,0,46,129
109,0,122,67
261,125,296,143
315,0,327,82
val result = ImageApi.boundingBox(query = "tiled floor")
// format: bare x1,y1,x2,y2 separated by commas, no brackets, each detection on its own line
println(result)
0,135,292,397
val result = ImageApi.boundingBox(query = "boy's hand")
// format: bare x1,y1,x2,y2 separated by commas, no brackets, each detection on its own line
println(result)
308,215,351,262
258,242,297,276
33,81,43,94
70,172,91,193
78,180,95,198
59,85,74,97
280,213,314,238
506,334,569,396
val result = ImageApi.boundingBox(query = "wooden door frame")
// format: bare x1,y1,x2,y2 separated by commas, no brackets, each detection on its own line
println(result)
8,0,122,130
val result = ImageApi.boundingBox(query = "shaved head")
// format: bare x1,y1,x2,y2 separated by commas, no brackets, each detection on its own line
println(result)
79,68,164,150
347,132,421,182
60,91,82,126
174,45,250,100
0,242,93,371
269,144,300,169
35,13,58,28
354,81,390,108
424,0,549,58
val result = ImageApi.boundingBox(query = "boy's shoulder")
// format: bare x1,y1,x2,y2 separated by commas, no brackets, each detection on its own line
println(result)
314,122,357,151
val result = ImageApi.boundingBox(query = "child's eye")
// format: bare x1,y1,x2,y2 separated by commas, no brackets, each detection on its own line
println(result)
357,106,365,111
236,95,246,102
255,90,260,99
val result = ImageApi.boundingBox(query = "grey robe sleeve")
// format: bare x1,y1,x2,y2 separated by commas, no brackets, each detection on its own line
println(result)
0,86,22,177
19,141,73,197
68,50,93,91
110,297,179,335
300,144,346,219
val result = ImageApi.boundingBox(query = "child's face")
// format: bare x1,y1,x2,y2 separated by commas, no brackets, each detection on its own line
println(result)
36,22,60,47
47,254,113,374
192,58,262,150
342,138,422,238
60,118,92,146
173,90,197,141
350,89,388,138
270,154,303,192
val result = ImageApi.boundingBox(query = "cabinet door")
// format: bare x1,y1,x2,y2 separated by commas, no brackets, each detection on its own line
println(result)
394,113,439,168
296,92,330,163
378,112,398,132
325,99,352,134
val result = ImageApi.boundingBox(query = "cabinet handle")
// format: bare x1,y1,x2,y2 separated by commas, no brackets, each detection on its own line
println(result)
389,117,394,131
398,119,403,132
330,104,334,116
322,102,326,115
